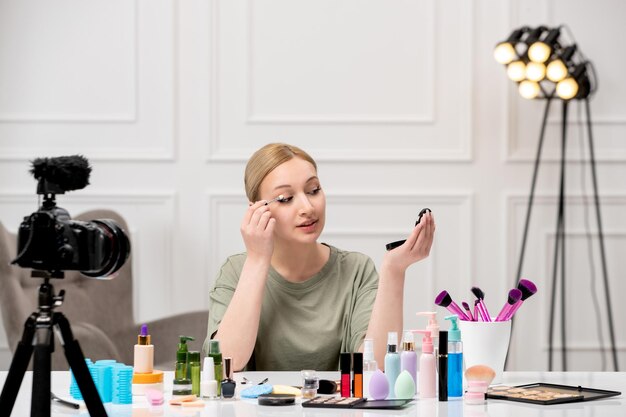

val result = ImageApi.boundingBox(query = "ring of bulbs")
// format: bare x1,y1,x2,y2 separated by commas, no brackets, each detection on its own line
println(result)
494,26,593,100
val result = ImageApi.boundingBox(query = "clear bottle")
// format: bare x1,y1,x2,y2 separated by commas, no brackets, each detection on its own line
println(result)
188,351,201,396
301,370,319,399
208,340,223,397
415,329,436,399
363,338,377,399
445,315,463,397
384,332,400,399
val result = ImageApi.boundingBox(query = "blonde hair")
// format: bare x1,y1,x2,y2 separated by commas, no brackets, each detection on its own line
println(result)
244,143,317,201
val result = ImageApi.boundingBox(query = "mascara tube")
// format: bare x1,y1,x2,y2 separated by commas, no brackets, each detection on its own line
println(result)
438,330,448,401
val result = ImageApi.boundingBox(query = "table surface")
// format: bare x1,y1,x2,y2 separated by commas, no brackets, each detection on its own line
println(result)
1,370,625,416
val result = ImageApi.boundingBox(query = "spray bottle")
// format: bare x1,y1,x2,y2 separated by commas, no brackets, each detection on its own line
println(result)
363,338,377,399
384,332,400,398
400,331,417,396
445,315,463,397
415,329,436,399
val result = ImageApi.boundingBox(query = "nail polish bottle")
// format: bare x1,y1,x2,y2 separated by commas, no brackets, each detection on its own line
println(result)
221,357,236,399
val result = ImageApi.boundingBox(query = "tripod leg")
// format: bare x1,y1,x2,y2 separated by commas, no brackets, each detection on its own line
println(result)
54,313,108,417
0,315,36,415
31,325,53,417
585,98,619,371
560,100,569,371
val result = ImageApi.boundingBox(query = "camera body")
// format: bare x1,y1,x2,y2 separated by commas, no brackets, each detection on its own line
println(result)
12,155,130,279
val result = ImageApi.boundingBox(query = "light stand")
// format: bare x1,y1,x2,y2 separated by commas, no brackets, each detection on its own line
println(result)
496,25,619,371
513,97,619,371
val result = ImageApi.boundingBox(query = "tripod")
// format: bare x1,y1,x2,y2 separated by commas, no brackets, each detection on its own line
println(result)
0,274,108,417
514,96,619,371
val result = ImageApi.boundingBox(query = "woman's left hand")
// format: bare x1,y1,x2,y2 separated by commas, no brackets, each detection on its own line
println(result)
383,211,435,274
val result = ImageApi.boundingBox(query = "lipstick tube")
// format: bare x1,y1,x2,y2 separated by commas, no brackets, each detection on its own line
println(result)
352,352,363,398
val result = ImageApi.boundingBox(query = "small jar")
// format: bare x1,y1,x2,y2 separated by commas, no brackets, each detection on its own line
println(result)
301,370,319,399
172,378,193,396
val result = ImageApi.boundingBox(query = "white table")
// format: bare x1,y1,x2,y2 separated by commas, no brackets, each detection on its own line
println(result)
1,370,624,416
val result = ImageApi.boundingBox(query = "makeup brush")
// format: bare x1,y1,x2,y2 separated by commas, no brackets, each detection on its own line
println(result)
264,194,285,205
502,279,538,321
435,291,470,320
495,289,522,321
471,287,492,322
462,301,475,321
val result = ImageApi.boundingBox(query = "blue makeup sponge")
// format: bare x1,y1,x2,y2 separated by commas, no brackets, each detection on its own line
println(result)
241,384,274,398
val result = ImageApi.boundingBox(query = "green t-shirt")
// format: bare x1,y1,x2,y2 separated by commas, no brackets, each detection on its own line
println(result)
204,244,378,371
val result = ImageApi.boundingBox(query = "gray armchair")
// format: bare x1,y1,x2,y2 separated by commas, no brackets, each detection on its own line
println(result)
0,209,208,371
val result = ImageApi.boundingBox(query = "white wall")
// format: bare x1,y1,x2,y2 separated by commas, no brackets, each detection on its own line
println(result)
1,0,625,371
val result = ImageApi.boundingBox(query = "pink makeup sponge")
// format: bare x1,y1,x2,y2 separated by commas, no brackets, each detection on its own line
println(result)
368,370,389,400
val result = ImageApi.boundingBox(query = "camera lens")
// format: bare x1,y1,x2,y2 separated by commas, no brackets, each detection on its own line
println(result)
80,219,131,279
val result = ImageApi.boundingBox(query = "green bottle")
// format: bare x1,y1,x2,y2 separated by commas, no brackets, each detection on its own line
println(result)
208,340,223,396
188,351,201,396
175,336,194,381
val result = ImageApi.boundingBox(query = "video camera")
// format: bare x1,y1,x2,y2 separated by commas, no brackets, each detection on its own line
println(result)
11,155,130,279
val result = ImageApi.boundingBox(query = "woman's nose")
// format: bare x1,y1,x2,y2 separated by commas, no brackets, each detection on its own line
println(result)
296,194,314,214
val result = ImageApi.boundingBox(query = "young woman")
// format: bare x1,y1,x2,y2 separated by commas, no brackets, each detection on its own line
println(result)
204,143,435,371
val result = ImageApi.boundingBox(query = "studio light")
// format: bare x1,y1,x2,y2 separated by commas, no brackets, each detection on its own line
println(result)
546,45,577,82
494,28,526,64
528,28,561,63
495,26,618,373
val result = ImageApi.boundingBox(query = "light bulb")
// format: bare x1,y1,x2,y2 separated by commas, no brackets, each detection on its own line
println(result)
519,80,540,99
556,77,579,100
525,62,546,82
528,41,552,63
507,60,527,82
494,42,517,65
546,59,568,82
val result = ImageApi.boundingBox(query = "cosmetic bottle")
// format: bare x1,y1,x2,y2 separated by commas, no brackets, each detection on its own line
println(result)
400,330,417,395
201,356,219,399
188,351,201,396
221,357,236,399
175,336,194,380
340,352,351,397
417,312,440,358
384,332,400,399
133,324,153,374
208,340,223,396
445,315,463,397
415,329,436,399
301,370,319,399
362,338,377,399
438,330,449,401
353,352,363,398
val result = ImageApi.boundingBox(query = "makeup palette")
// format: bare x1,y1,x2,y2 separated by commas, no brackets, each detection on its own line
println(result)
486,383,621,405
302,396,414,409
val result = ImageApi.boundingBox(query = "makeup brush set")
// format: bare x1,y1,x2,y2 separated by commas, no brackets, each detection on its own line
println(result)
435,279,537,321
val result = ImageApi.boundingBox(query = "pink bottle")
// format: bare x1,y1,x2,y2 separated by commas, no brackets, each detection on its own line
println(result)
415,330,436,399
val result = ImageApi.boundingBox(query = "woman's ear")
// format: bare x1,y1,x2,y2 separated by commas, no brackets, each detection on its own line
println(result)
248,201,254,207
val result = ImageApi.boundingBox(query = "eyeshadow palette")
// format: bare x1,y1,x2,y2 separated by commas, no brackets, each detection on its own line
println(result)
301,396,366,408
486,383,621,405
302,396,414,409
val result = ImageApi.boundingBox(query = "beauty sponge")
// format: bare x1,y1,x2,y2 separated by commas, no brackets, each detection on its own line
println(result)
394,370,416,399
368,369,389,400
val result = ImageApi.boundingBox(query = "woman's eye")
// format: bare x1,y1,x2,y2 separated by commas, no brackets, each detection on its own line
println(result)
307,186,322,195
278,196,294,203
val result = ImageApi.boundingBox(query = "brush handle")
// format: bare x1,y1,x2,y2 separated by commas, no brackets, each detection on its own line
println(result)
495,302,514,321
463,304,475,321
503,300,523,321
446,301,471,321
476,300,492,322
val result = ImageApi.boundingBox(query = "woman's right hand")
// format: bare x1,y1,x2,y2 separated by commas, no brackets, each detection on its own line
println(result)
240,200,276,260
